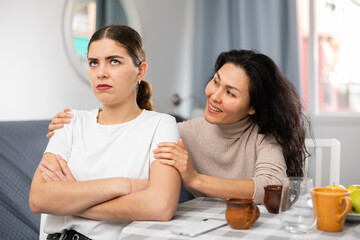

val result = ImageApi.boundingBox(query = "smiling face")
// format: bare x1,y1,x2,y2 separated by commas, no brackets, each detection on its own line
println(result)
87,38,145,107
204,63,255,125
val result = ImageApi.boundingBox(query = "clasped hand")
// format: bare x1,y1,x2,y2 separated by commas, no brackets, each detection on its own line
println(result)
39,154,76,182
154,139,198,187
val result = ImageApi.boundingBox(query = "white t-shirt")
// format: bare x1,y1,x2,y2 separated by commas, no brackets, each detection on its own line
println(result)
43,109,179,240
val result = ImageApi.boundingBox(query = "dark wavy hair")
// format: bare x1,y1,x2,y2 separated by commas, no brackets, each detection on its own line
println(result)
214,49,310,177
88,25,153,110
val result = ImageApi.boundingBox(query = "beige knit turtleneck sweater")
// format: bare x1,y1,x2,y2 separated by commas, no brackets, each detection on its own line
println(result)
178,117,287,204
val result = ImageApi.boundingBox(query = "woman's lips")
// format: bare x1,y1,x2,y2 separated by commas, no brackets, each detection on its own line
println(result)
97,84,112,90
208,103,223,113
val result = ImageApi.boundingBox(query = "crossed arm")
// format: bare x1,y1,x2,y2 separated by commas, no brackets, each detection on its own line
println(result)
29,152,181,221
154,140,255,200
154,139,286,203
46,110,256,201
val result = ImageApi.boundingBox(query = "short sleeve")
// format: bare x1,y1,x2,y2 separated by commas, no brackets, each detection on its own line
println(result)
149,115,179,164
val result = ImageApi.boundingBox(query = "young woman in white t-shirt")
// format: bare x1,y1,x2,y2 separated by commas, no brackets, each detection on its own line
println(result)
29,25,181,240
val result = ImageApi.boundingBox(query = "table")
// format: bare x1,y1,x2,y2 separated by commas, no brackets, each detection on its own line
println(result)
120,197,360,240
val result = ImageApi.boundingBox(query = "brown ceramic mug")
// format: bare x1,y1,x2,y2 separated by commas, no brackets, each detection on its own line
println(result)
263,185,283,214
225,198,260,229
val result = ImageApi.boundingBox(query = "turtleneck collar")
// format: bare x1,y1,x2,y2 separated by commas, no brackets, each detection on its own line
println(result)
206,116,255,139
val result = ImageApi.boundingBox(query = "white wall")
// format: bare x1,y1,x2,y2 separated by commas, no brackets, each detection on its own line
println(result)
311,119,360,187
0,0,193,121
131,0,195,118
0,0,358,186
0,0,99,121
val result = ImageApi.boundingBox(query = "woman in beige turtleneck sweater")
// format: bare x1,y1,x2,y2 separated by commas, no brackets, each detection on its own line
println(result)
47,50,309,204
154,50,309,204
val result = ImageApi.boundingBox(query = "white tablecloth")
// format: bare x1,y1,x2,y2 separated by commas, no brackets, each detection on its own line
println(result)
120,197,360,240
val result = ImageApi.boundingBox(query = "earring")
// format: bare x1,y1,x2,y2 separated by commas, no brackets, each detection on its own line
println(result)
138,79,142,85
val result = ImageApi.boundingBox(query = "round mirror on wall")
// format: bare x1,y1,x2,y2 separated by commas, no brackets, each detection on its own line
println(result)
62,0,142,84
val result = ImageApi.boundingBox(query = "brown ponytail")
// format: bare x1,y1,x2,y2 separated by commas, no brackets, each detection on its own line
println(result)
137,80,154,110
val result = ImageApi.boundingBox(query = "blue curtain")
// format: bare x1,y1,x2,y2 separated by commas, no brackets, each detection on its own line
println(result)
192,0,300,107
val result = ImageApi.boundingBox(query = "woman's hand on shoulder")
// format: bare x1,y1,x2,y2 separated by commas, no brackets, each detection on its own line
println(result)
47,108,74,139
153,139,198,187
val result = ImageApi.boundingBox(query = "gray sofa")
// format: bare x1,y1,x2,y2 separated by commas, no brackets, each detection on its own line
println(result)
0,120,50,239
0,118,193,239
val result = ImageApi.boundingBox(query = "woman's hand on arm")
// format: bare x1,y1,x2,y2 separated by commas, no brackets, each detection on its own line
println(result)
29,153,136,215
75,160,181,222
154,139,255,200
47,108,73,139
154,139,198,186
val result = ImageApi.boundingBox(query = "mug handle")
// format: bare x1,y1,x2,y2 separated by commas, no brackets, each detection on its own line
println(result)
245,205,260,228
336,196,352,223
289,188,300,206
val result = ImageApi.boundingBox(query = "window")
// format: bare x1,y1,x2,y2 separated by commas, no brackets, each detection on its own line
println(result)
298,0,360,115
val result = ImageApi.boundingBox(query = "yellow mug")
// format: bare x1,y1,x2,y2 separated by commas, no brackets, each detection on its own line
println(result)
311,187,352,232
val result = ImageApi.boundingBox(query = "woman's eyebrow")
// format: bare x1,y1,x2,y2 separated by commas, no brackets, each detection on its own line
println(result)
105,55,124,60
216,72,222,81
216,72,241,93
87,55,125,61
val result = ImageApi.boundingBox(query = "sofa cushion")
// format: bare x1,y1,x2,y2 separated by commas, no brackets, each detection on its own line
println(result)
0,120,50,239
